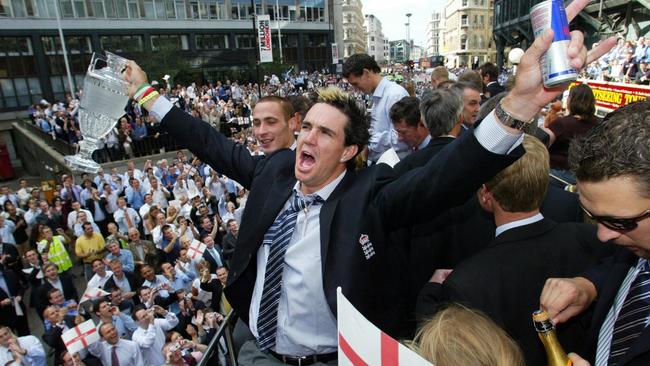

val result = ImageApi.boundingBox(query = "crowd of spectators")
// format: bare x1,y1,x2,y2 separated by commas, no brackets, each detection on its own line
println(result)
584,36,650,83
0,152,246,365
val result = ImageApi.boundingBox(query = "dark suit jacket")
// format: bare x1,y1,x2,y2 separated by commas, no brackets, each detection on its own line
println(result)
0,243,21,274
0,270,27,325
160,106,522,337
36,273,79,314
104,271,142,297
580,248,650,366
202,246,225,273
221,233,237,262
415,218,615,366
392,136,456,176
485,82,505,99
42,315,77,362
85,197,110,222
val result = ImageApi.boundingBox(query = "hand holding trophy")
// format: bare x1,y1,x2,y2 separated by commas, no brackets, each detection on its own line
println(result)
64,51,130,173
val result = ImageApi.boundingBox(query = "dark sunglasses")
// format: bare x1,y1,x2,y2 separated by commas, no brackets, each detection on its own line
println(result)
580,204,650,231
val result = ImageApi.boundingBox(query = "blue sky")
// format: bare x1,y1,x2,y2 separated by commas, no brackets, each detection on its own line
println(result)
361,0,446,47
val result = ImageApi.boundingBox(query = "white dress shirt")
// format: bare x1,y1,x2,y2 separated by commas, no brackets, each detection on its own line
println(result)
88,338,143,366
131,312,179,366
368,78,409,162
0,335,46,366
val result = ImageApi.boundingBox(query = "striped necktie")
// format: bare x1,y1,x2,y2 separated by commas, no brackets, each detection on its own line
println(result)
608,261,650,365
257,191,323,351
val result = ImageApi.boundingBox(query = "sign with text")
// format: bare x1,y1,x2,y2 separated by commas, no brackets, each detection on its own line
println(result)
332,43,339,64
257,14,273,63
570,79,650,114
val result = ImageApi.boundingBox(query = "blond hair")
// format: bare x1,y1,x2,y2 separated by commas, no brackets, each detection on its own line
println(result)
410,304,525,366
485,135,549,212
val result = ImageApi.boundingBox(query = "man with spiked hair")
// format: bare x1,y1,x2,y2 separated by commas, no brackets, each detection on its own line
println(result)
123,14,611,360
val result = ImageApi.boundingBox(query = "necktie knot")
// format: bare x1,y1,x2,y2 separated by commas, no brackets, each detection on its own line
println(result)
291,191,323,212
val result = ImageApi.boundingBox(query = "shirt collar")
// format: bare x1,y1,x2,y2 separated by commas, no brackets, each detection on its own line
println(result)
495,213,544,237
293,170,347,202
418,135,432,150
373,78,388,98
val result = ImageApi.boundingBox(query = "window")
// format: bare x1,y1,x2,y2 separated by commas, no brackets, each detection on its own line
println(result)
100,35,144,52
234,34,255,48
151,34,189,51
0,38,42,108
371,46,374,51
370,36,374,41
196,34,229,50
460,34,467,50
115,0,127,17
461,0,467,6
461,14,468,26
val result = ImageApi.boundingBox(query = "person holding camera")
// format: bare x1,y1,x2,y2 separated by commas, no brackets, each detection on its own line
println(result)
131,304,179,366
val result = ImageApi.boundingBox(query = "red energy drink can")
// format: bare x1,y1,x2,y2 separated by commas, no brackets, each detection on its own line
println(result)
530,0,578,87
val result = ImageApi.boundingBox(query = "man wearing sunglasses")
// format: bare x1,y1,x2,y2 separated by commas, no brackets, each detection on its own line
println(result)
541,100,650,366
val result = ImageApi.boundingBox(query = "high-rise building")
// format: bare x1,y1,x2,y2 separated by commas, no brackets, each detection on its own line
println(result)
426,12,444,57
0,0,334,112
342,0,366,58
389,39,410,64
364,14,385,63
441,0,495,68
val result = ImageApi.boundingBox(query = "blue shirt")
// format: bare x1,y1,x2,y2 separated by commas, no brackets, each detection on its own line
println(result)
107,249,135,273
125,186,146,210
133,124,147,140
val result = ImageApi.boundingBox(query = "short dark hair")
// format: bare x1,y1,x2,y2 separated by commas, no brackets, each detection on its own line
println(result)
287,95,312,120
255,96,294,121
568,84,596,120
569,100,650,196
456,76,483,94
479,62,499,82
342,54,381,77
92,298,110,313
131,304,147,321
316,87,370,167
389,96,421,127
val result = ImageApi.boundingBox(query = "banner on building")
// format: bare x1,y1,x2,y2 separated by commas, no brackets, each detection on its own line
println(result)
257,14,273,63
337,288,433,366
332,43,339,64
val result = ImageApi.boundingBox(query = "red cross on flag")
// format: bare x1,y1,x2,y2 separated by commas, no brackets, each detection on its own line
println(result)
187,240,207,260
62,319,100,354
80,287,110,304
337,288,433,366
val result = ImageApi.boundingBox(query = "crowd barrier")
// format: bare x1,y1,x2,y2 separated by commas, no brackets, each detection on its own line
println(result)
198,310,238,366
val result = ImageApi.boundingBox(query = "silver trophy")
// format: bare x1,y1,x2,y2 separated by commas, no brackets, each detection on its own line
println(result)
64,51,130,173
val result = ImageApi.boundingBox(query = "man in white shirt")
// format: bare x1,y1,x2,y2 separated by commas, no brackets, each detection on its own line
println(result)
343,53,409,162
88,323,143,366
66,201,93,231
0,326,46,366
131,304,179,365
101,183,120,215
113,197,141,234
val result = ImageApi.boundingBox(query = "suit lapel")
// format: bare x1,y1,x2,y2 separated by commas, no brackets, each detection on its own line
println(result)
319,171,354,273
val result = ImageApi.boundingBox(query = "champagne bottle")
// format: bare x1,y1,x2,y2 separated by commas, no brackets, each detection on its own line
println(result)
532,310,573,366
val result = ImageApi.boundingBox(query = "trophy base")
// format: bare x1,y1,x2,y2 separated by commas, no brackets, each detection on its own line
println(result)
64,154,101,173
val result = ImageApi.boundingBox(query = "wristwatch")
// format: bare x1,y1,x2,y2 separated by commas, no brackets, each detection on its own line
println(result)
494,99,535,130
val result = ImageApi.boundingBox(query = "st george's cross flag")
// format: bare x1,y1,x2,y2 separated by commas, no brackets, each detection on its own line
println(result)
80,287,110,304
62,320,100,354
187,240,207,260
337,288,433,366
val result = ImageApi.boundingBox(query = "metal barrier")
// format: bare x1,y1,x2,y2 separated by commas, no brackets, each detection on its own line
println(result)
198,310,238,366
20,120,183,162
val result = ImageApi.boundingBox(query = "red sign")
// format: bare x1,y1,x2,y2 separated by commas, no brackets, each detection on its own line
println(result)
570,79,650,112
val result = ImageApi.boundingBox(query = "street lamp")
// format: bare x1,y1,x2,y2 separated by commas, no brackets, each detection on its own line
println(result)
508,47,524,75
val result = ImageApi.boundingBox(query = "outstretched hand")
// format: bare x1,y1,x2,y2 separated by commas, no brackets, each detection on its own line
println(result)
123,61,149,99
502,0,616,122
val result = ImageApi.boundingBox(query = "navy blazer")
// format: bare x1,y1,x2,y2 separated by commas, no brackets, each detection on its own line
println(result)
160,106,523,337
581,248,650,366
